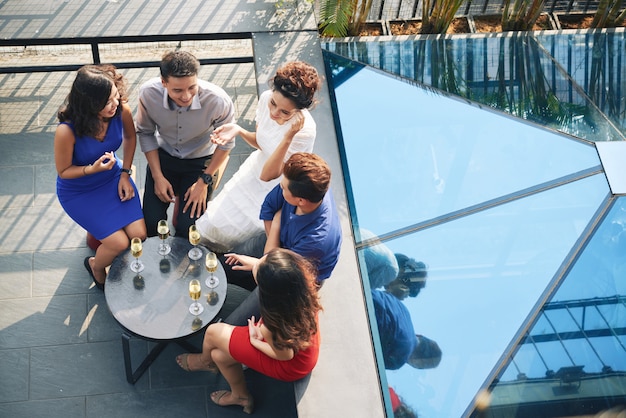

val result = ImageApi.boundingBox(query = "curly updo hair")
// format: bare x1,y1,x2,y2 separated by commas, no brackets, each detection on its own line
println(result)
269,61,321,110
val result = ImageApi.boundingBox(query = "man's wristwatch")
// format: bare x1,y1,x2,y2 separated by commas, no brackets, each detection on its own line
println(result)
121,168,133,176
199,171,213,186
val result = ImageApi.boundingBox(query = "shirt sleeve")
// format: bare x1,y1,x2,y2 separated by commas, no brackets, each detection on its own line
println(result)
135,89,159,154
260,185,284,220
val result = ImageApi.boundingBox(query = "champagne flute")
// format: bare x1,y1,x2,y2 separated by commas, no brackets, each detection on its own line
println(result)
157,220,171,256
187,225,203,260
205,252,219,288
129,237,144,272
188,279,204,315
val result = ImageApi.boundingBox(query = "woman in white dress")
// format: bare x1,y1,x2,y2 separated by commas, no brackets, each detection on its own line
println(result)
196,61,321,253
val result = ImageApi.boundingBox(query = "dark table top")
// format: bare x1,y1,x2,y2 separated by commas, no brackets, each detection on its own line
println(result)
105,236,227,340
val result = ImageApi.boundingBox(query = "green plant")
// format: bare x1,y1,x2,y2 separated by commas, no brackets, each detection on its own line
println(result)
420,0,464,34
318,0,374,37
592,0,626,27
501,0,545,31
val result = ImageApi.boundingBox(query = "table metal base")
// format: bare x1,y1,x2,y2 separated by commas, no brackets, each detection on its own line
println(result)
122,331,199,384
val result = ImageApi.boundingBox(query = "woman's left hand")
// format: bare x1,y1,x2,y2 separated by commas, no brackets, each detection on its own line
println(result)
248,316,263,341
287,111,305,136
223,253,259,271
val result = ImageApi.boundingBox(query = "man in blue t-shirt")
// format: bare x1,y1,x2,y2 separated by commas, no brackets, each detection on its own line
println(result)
224,152,342,290
260,152,342,284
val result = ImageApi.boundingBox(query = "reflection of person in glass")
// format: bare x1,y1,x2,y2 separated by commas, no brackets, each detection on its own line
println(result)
385,254,427,301
389,386,418,418
372,289,441,370
362,232,440,370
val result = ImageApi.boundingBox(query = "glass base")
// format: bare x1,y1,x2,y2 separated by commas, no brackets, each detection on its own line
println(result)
158,242,171,256
188,246,203,260
205,276,219,289
130,259,144,273
189,301,204,315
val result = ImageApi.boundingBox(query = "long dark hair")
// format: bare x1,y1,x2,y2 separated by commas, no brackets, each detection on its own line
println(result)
256,249,322,352
57,64,126,138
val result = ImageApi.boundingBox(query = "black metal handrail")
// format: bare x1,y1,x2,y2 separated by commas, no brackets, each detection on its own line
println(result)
0,32,254,74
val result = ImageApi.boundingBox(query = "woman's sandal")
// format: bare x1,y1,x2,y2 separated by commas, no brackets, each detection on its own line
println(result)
175,353,219,374
84,256,104,291
210,390,254,414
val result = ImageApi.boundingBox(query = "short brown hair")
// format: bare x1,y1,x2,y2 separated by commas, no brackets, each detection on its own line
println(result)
160,50,199,80
283,153,331,203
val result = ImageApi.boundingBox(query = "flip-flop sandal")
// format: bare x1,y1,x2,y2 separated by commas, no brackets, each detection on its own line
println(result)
176,353,192,371
210,390,254,414
176,353,219,373
84,256,104,291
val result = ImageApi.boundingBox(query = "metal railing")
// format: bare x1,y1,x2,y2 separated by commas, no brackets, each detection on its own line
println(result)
0,32,254,74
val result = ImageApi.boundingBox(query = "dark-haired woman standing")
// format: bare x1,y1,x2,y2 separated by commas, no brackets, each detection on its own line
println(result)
196,61,322,253
176,248,322,414
54,65,146,289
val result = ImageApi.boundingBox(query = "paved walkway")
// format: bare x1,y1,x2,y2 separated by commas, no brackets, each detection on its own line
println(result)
0,1,382,417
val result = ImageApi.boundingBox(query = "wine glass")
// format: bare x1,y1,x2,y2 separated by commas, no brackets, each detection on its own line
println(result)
205,252,219,288
188,225,203,260
129,237,144,272
188,279,204,315
157,220,171,256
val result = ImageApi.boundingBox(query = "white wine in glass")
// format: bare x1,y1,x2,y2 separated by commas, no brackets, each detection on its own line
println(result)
187,225,203,260
205,252,219,288
157,220,171,256
129,237,145,272
188,279,204,315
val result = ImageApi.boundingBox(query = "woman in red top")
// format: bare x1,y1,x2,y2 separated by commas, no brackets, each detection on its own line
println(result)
176,248,322,414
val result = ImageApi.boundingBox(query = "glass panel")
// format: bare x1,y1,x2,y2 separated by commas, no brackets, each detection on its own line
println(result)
535,32,626,136
358,174,608,418
486,197,626,417
331,57,600,234
324,34,625,141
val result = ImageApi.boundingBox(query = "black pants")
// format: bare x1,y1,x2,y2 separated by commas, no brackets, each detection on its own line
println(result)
142,148,211,238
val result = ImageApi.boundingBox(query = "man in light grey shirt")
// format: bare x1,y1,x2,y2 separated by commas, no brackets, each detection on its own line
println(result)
136,50,235,238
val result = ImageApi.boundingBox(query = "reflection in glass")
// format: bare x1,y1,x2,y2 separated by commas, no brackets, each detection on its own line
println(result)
326,45,623,417
207,291,219,306
482,197,626,417
356,174,607,417
324,34,625,141
191,316,203,331
331,53,600,234
159,258,171,274
132,274,145,290
535,32,626,136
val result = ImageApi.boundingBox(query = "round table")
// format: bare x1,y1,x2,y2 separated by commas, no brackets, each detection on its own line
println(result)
105,236,227,383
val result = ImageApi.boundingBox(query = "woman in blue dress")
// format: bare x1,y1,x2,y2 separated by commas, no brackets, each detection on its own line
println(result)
55,65,146,290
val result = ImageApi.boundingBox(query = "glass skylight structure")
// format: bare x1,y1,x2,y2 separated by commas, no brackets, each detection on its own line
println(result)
322,31,626,417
